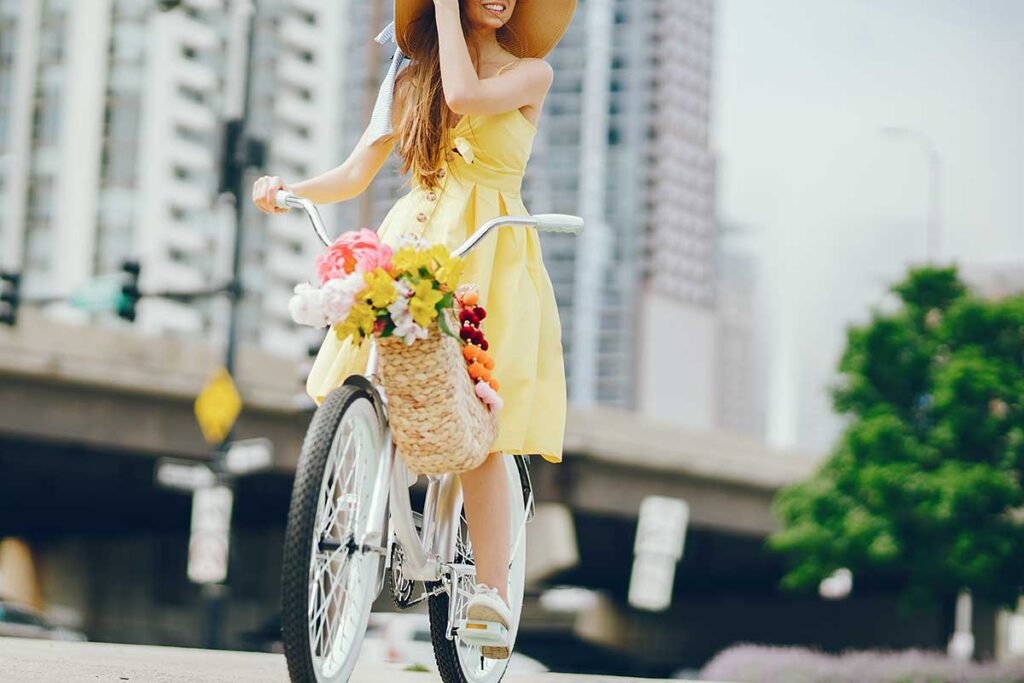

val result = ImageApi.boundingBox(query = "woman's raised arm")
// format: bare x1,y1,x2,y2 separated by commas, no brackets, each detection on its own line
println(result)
252,89,407,213
433,1,553,116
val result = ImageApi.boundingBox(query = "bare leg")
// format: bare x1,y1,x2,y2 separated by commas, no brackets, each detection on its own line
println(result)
459,452,510,603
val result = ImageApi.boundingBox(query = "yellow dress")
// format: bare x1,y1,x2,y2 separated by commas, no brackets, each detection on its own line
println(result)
305,108,566,464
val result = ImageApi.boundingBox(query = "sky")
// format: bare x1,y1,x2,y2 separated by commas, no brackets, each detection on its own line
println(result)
713,0,1024,452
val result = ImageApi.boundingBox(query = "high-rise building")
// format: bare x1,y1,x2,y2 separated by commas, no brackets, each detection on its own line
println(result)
529,0,718,417
0,0,348,357
715,223,766,437
241,0,348,356
635,0,718,428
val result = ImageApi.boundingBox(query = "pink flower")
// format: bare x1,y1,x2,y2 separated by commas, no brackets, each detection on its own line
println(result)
316,229,393,284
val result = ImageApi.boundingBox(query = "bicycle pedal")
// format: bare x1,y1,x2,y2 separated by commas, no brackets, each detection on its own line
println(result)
457,619,509,648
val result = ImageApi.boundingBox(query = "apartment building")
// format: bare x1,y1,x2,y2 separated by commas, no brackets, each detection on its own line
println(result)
0,0,348,357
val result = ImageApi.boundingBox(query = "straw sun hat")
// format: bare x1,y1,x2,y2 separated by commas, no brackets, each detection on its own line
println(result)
394,0,577,60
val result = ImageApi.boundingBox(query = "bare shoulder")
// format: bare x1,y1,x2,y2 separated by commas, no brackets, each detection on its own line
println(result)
511,58,553,85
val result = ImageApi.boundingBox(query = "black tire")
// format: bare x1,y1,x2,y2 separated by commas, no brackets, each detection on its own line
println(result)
429,585,472,683
427,457,528,683
281,383,385,683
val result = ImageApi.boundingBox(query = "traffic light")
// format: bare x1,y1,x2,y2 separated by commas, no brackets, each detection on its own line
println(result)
118,260,142,322
0,271,21,326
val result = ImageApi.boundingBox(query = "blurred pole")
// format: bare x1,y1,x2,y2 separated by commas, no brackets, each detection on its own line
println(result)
202,0,258,650
221,0,257,378
880,126,943,264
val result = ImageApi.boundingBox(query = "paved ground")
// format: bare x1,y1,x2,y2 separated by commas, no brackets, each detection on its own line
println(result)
0,637,691,682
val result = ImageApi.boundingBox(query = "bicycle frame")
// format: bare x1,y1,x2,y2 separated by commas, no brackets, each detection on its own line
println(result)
276,190,579,586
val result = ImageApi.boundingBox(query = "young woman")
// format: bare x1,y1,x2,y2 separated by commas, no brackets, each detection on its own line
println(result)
252,0,575,660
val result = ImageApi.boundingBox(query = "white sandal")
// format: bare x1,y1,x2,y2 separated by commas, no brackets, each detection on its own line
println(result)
461,583,512,660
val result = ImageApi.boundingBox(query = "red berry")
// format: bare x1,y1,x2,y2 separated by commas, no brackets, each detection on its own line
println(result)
475,306,487,320
480,339,489,351
460,324,475,340
472,329,484,345
459,310,473,325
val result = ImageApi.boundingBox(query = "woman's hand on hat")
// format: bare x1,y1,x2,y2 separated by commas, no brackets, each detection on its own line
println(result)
252,175,291,215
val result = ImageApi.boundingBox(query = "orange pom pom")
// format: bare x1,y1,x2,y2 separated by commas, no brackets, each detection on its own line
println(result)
480,368,492,383
488,379,500,391
483,356,495,371
462,291,479,306
468,362,486,380
462,344,480,362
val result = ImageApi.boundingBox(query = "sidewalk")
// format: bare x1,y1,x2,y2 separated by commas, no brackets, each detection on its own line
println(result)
0,637,694,682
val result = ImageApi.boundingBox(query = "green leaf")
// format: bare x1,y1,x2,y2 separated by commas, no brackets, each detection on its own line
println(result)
437,309,458,339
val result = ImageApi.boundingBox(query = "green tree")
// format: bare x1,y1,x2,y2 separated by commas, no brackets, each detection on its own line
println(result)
770,266,1024,608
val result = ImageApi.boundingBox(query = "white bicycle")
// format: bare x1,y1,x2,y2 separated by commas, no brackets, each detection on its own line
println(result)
275,191,583,683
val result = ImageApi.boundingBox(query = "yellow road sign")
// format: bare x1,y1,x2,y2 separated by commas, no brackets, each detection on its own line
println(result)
194,368,242,444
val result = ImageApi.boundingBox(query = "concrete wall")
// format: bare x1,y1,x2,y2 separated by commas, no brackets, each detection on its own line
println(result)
637,289,718,430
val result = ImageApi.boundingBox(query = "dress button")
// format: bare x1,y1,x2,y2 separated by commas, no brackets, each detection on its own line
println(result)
426,191,437,202
416,212,428,223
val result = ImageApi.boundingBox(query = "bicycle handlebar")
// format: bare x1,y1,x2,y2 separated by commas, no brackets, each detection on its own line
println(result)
274,191,584,256
275,191,332,247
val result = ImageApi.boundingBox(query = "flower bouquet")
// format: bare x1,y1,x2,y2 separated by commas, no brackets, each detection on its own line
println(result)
290,229,500,475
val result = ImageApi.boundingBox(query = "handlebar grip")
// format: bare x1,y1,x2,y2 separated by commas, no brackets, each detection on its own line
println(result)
533,214,584,235
275,190,295,210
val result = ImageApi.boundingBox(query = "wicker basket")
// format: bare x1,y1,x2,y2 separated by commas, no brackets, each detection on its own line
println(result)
377,313,498,476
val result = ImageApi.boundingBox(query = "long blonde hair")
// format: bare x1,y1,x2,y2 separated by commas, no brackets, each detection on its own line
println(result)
392,8,462,191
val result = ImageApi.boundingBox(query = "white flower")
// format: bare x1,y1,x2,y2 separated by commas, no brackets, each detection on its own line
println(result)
387,295,409,319
393,314,430,345
321,273,366,323
453,136,475,164
288,282,328,328
386,280,429,344
393,278,413,298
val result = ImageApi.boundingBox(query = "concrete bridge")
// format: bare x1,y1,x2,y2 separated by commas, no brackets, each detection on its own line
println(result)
0,309,830,675
0,308,819,524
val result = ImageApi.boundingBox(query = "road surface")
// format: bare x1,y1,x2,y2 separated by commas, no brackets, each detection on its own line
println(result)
0,637,695,682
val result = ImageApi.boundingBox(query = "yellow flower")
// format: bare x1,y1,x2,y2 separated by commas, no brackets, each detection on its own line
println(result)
363,268,398,308
392,246,433,275
430,246,465,290
335,303,377,342
409,279,443,328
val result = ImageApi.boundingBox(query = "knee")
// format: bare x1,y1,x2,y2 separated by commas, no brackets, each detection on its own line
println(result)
461,452,503,480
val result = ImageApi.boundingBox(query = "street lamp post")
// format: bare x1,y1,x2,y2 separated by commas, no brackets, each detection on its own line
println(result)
880,126,943,264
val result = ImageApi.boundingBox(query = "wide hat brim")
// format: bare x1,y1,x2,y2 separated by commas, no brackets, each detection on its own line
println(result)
395,0,577,60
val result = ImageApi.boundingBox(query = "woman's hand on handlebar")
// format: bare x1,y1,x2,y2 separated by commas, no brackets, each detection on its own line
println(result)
252,175,290,214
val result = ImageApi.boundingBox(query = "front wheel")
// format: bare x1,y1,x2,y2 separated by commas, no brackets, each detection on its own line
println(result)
281,383,387,683
428,456,529,683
